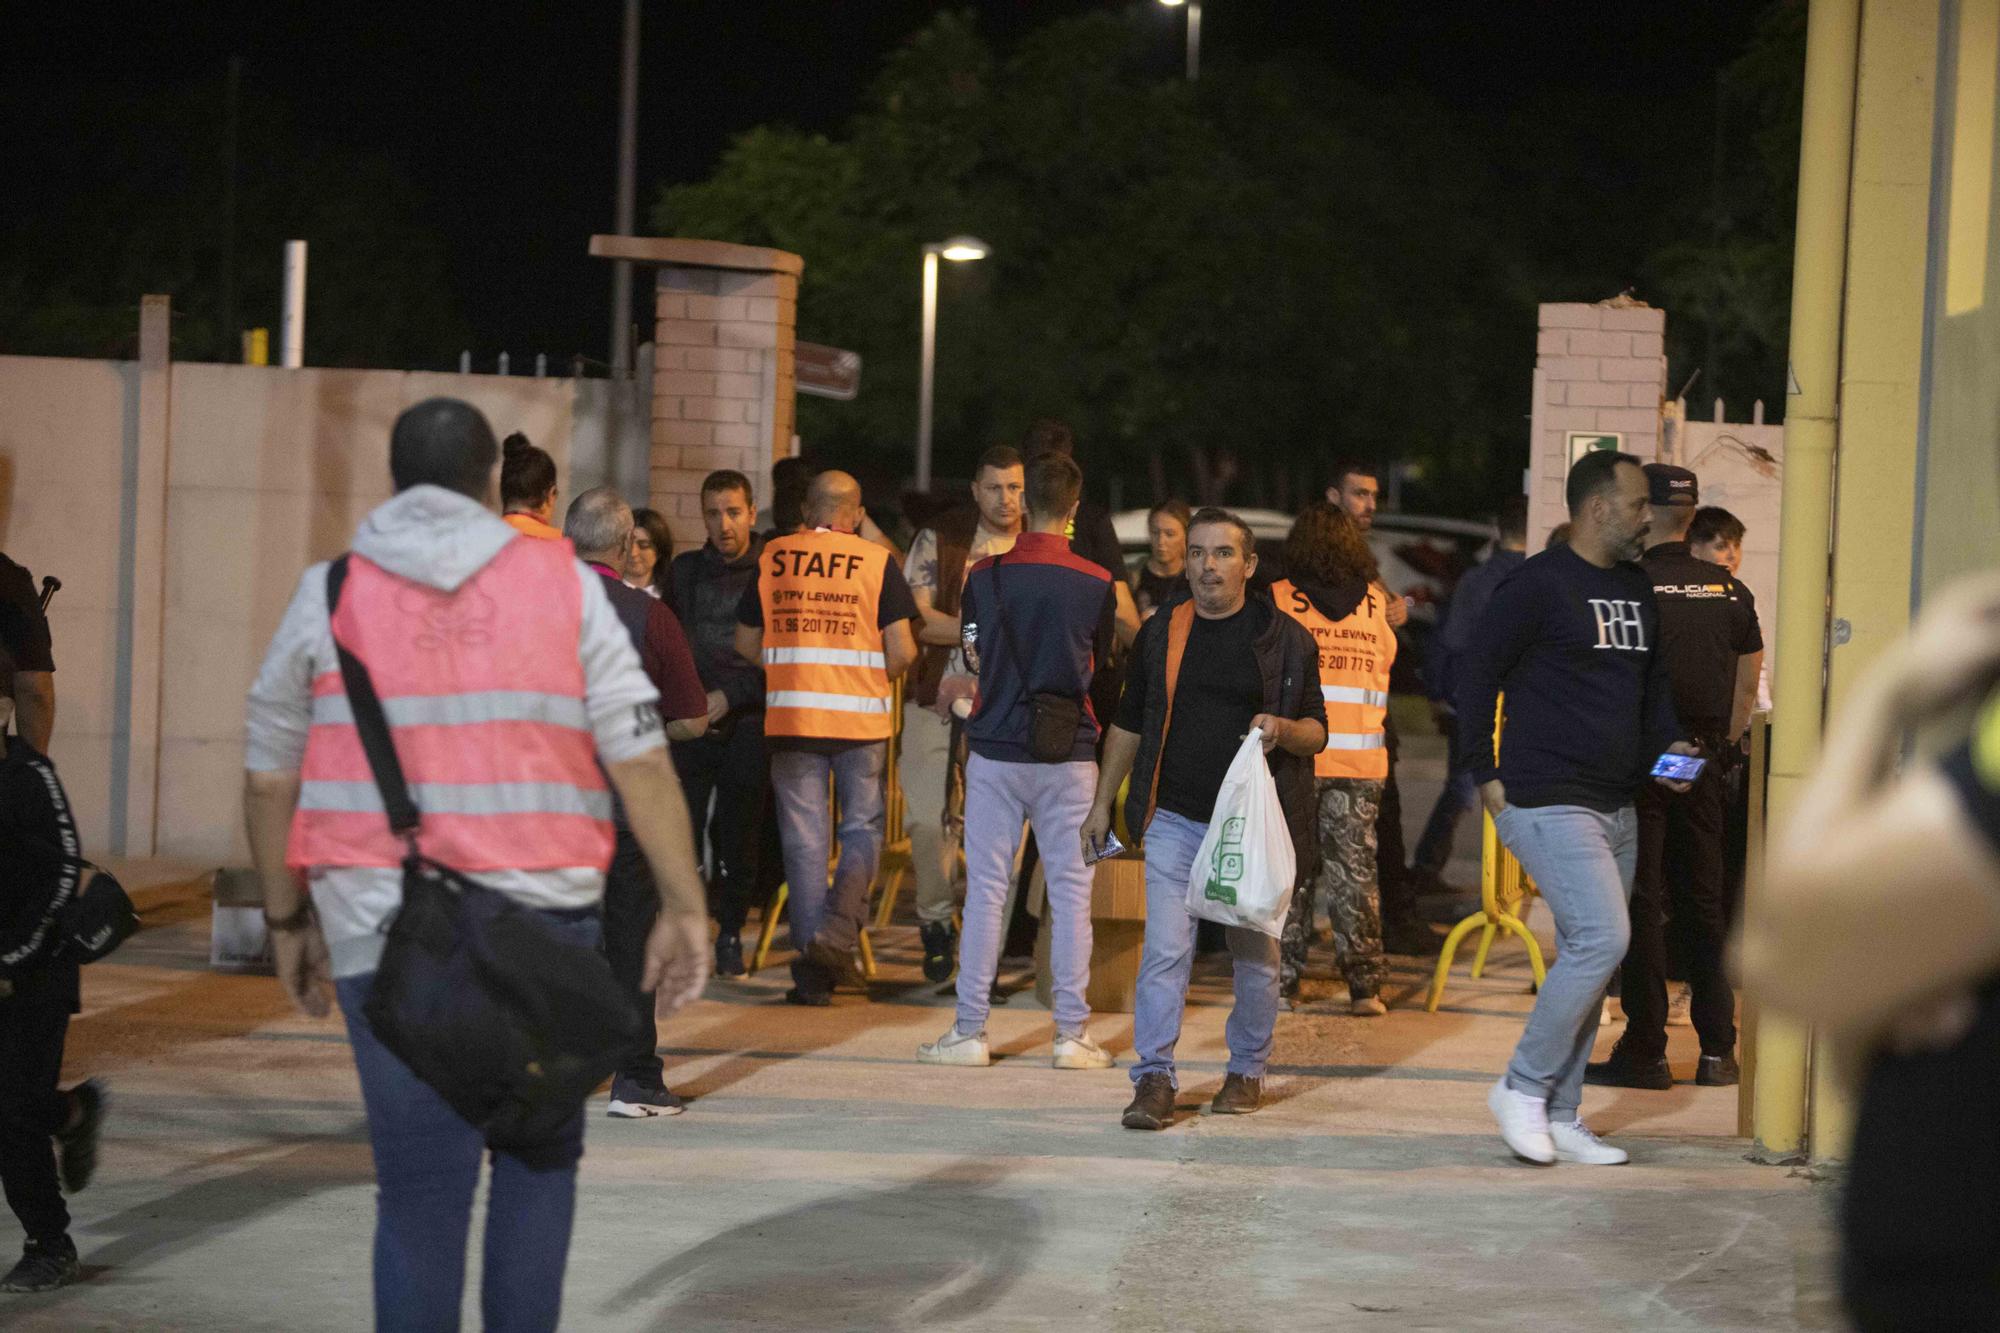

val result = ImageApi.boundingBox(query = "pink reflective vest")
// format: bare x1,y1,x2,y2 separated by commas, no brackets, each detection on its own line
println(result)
286,538,615,873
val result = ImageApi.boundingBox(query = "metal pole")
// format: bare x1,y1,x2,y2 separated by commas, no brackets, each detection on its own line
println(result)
1186,0,1201,81
916,250,939,493
609,0,641,377
1751,0,1860,1162
280,240,307,368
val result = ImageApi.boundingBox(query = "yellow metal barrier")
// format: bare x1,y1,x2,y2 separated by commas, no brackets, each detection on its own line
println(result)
1426,697,1547,1011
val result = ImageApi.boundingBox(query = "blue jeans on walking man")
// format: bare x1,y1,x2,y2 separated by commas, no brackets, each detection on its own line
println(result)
333,908,600,1333
770,742,886,993
1130,809,1284,1088
1492,802,1637,1122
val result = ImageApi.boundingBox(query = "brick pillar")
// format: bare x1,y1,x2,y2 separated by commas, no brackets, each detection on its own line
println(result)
589,236,804,552
1524,300,1667,550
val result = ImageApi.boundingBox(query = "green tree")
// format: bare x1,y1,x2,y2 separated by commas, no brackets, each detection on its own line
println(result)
0,81,466,367
1643,1,1806,419
654,10,1535,511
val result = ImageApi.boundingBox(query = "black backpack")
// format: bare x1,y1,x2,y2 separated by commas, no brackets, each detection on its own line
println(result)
326,556,638,1150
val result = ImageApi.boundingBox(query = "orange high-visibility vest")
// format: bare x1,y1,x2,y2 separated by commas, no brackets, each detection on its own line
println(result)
288,538,614,872
1271,577,1397,780
759,528,895,741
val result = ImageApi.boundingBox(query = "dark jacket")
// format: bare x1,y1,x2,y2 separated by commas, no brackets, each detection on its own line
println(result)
1428,547,1526,704
1121,593,1324,873
668,538,766,715
961,532,1117,764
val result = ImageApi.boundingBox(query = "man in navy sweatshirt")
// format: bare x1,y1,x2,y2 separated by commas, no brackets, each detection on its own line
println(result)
1456,450,1696,1166
917,452,1120,1071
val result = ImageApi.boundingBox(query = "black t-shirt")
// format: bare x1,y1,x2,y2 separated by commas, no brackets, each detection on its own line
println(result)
1117,603,1263,822
1640,541,1763,736
0,555,55,700
1133,564,1184,615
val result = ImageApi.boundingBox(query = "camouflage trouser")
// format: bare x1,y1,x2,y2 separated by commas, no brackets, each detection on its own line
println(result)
1280,777,1387,994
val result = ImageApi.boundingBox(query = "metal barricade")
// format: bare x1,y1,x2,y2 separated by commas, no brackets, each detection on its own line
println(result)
1426,696,1548,1011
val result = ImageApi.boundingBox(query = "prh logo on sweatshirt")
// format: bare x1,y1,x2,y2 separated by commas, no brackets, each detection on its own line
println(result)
1587,598,1649,651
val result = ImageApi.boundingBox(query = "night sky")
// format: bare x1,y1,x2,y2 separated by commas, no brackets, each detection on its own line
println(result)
9,1,1768,367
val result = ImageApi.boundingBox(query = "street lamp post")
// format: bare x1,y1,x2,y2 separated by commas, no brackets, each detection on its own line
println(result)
915,236,990,493
1159,0,1201,81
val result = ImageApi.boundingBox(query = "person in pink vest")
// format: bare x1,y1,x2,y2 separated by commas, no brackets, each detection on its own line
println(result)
243,398,709,1332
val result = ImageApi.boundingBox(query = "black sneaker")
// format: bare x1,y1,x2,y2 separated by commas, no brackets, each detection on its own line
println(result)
1696,1054,1741,1087
1210,1073,1264,1115
806,940,866,992
57,1081,104,1194
989,983,1009,1008
714,934,746,978
1121,1073,1176,1131
1584,1043,1674,1090
919,920,957,983
784,986,831,1007
608,1074,687,1118
1,1237,78,1293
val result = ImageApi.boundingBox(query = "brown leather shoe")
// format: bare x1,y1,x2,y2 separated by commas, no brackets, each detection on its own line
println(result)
1121,1073,1176,1131
1210,1073,1263,1115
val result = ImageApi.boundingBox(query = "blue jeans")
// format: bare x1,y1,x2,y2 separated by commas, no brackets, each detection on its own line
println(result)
1412,714,1478,879
334,909,598,1333
770,742,886,978
1492,803,1637,1121
954,753,1098,1036
1130,809,1283,1087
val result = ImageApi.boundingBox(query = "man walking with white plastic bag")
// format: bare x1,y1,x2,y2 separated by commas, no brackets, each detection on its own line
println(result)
1082,509,1325,1130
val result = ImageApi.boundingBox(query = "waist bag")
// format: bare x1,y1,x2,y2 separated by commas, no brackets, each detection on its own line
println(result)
326,556,636,1151
0,736,140,975
993,554,1084,763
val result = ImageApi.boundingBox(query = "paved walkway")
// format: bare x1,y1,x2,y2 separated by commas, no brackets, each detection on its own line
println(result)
4,736,1840,1331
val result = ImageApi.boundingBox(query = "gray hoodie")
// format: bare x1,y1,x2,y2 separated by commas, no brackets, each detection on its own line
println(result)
245,485,662,977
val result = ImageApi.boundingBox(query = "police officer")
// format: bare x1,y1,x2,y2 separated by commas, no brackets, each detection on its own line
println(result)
1587,464,1763,1090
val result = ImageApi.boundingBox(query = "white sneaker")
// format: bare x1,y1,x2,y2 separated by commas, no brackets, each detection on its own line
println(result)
1550,1118,1629,1165
1487,1078,1555,1163
916,1027,991,1067
1051,1032,1115,1069
1667,983,1692,1027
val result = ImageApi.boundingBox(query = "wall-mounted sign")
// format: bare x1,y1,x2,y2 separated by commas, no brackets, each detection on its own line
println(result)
1566,430,1624,464
796,341,862,400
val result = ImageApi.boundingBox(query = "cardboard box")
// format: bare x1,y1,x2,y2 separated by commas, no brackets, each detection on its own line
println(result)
210,867,275,975
1033,852,1148,1013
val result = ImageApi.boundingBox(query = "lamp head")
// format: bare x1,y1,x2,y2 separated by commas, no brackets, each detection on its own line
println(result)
928,235,991,262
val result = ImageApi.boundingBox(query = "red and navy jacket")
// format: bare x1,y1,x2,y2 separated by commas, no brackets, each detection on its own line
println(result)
960,530,1120,764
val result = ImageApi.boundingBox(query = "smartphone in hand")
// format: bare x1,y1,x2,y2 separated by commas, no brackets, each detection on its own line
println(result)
1650,752,1707,782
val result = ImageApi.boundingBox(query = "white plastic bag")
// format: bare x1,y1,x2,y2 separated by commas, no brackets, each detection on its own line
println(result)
1185,728,1298,938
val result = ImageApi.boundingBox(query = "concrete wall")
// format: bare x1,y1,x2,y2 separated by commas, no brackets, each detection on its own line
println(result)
1683,419,1785,671
0,351,648,863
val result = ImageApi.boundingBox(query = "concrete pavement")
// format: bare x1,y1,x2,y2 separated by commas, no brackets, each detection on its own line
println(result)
2,733,1841,1331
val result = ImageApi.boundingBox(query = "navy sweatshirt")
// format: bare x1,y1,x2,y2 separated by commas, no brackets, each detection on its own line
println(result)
961,531,1118,763
1455,544,1682,812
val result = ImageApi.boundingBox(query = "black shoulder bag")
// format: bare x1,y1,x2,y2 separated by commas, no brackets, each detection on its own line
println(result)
991,553,1084,764
0,736,139,977
327,557,637,1150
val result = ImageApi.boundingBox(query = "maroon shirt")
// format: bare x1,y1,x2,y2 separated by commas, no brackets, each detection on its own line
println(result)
587,562,708,724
